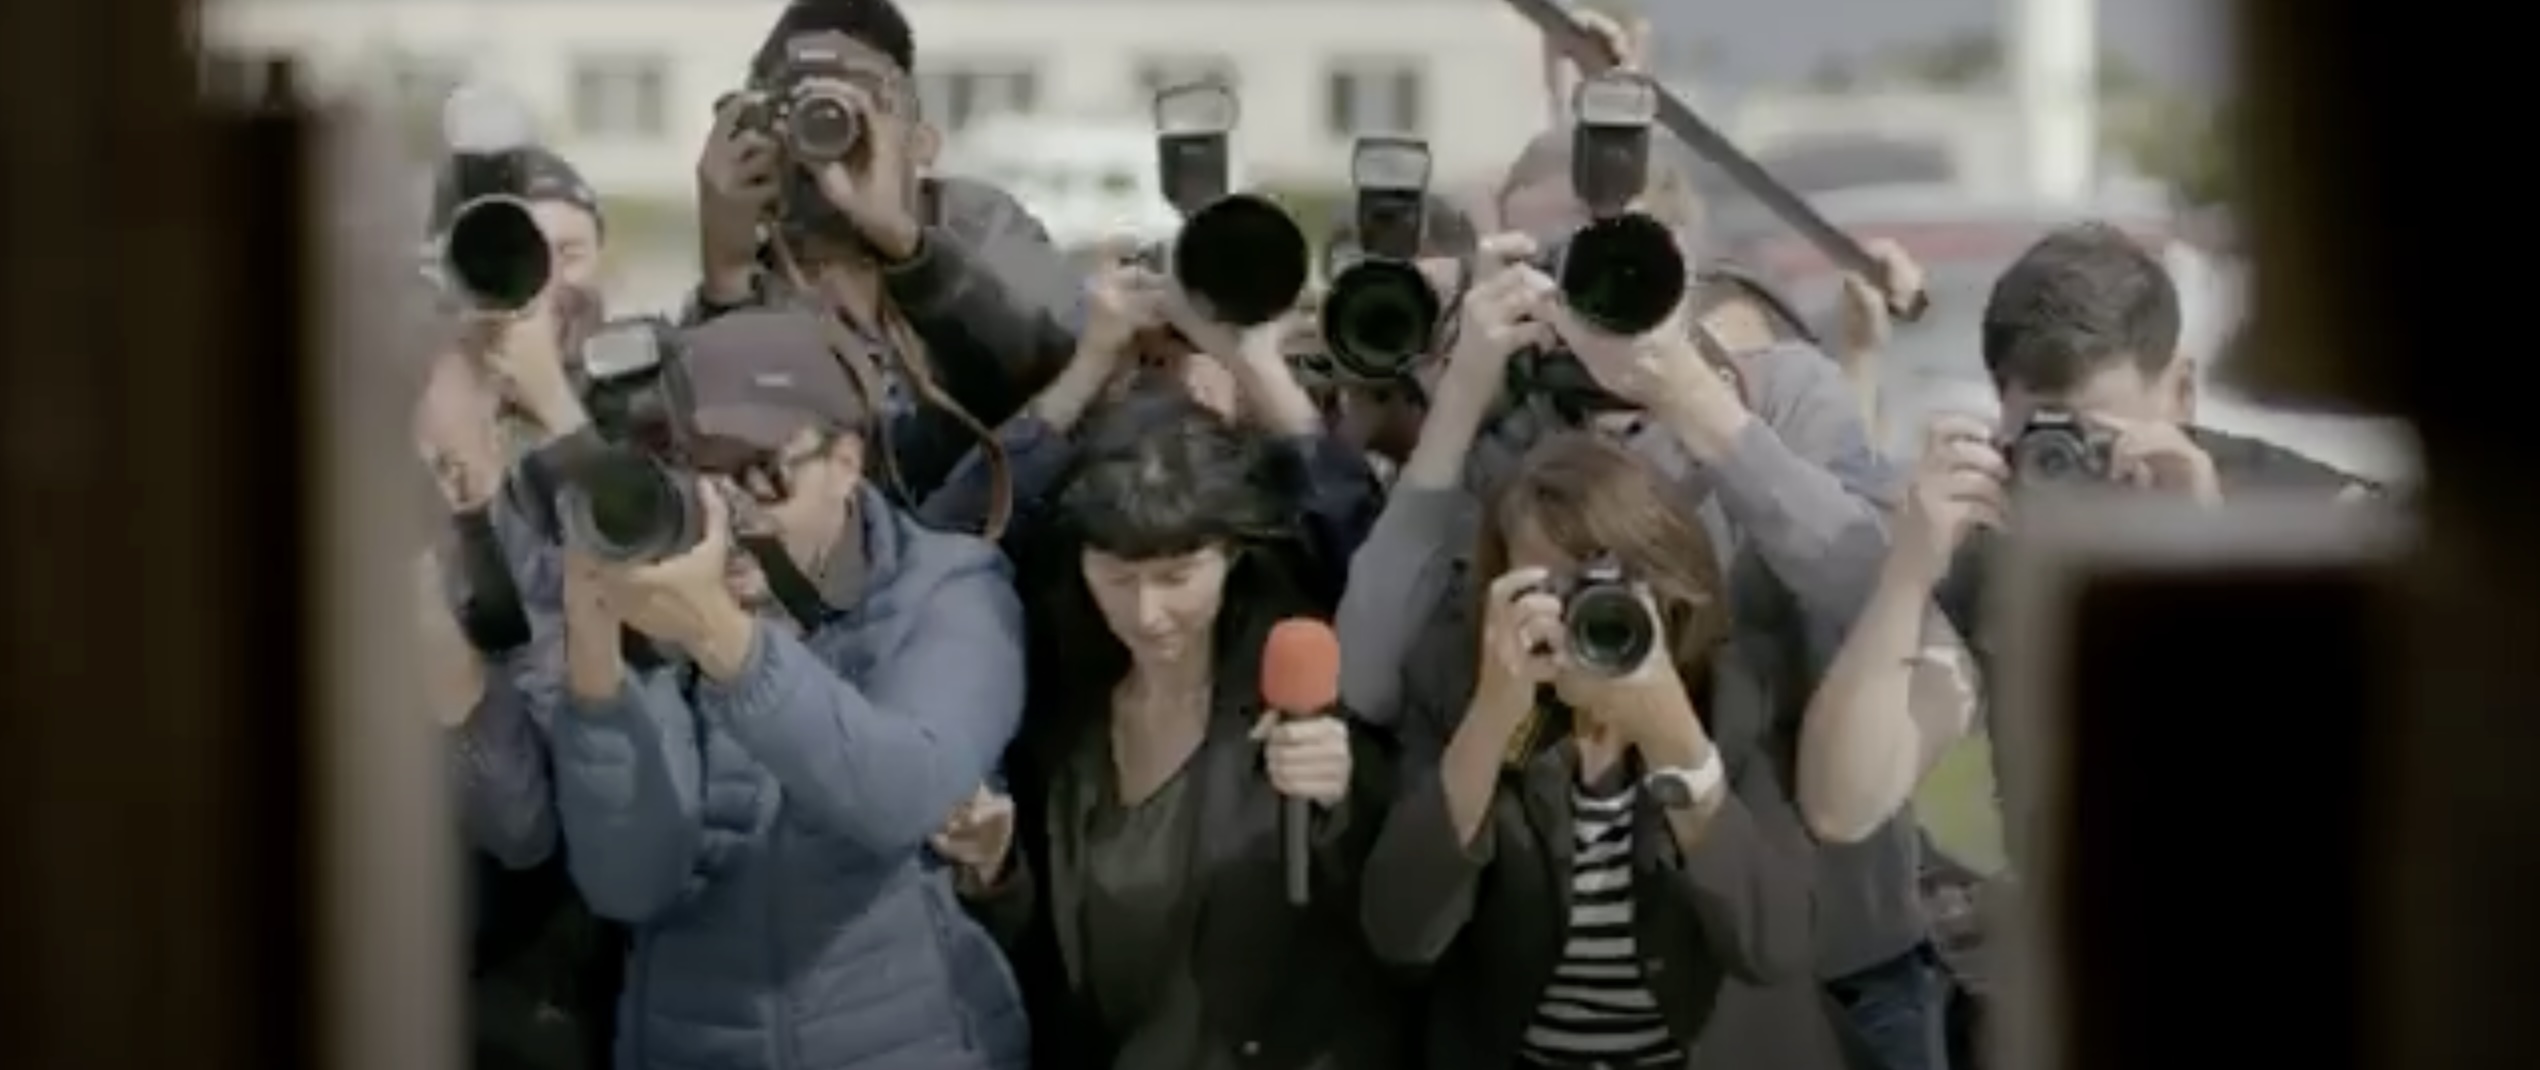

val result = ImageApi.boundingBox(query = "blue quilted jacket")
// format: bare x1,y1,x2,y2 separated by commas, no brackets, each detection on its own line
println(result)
548,499,1030,1070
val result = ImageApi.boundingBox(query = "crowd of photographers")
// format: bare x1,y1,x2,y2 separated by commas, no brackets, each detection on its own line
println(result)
411,3,2382,1070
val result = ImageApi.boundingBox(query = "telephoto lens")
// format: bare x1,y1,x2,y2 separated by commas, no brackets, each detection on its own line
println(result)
1172,194,1310,327
1321,258,1439,380
1556,213,1686,338
1560,555,1659,677
556,446,708,565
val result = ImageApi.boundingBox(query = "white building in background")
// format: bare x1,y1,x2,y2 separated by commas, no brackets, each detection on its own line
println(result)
206,0,1546,201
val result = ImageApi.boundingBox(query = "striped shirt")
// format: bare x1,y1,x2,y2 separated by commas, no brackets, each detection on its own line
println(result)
1519,777,1686,1069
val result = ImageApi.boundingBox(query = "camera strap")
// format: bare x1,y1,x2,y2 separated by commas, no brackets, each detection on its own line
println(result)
738,532,829,633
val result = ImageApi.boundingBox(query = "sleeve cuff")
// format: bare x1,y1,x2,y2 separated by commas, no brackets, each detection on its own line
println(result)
881,227,968,318
690,623,788,726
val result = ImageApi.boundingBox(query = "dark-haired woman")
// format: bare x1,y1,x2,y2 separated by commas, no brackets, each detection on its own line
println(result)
1363,431,1856,1070
977,390,1407,1070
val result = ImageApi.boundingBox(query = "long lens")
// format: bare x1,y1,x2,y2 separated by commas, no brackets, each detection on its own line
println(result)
556,447,704,564
1564,582,1657,676
1173,194,1308,327
1559,213,1686,337
444,196,552,314
1322,259,1439,380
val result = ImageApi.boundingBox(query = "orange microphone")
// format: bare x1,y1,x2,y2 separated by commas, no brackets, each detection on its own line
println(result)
1261,618,1342,906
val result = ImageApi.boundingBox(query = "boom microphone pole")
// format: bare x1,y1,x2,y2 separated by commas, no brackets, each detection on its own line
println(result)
1501,0,1931,321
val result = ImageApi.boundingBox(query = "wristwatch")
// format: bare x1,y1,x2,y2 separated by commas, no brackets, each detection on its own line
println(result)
1643,748,1726,810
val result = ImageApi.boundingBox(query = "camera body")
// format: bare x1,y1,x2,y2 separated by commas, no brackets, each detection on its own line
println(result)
1541,553,1660,678
542,318,710,565
730,34,867,164
1321,136,1442,380
1144,81,1308,329
2005,409,2116,484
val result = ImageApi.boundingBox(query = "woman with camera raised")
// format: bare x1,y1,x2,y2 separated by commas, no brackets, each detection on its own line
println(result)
1360,431,1855,1070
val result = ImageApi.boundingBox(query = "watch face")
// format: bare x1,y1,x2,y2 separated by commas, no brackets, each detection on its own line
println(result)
1646,771,1695,809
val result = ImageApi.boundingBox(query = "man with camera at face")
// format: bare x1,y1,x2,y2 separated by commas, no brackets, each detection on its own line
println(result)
536,308,1029,1070
688,0,1081,513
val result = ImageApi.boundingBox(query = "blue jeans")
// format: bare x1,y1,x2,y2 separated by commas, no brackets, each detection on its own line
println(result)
1825,943,1950,1070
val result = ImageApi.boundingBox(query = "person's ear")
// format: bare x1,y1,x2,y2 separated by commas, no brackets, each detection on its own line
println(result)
911,119,941,171
2165,353,2200,424
827,433,866,488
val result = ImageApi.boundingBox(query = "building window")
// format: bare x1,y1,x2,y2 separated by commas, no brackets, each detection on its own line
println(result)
1132,54,1238,110
569,54,670,141
918,63,1041,133
1323,58,1426,138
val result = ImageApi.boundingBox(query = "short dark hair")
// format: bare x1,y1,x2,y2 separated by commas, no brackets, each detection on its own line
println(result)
1982,222,2181,392
754,0,916,79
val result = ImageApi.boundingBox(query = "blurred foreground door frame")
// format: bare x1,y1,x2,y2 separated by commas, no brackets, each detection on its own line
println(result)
0,7,457,1068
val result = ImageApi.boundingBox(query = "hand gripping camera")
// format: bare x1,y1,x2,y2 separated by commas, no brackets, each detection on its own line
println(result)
435,86,553,315
729,32,868,165
1320,137,1442,380
2004,409,2117,485
1139,81,1308,328
544,318,711,564
1539,553,1661,678
1508,71,1687,417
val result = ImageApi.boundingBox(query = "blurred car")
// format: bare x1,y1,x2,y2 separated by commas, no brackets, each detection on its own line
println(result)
1716,185,2418,486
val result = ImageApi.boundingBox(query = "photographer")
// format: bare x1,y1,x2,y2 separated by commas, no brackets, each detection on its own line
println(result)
545,307,1029,1070
1360,432,1848,1070
689,0,1081,505
919,254,1381,605
1313,194,1483,472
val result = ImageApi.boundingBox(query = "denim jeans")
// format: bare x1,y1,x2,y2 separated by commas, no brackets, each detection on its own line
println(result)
1824,942,1951,1070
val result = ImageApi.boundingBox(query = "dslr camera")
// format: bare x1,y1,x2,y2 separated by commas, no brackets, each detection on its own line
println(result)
2004,409,2116,485
1538,554,1661,678
1136,81,1308,329
529,318,713,564
434,87,553,315
1320,136,1443,380
1507,70,1687,418
729,33,868,165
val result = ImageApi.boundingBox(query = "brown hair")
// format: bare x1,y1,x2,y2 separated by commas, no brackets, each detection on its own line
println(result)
1472,432,1731,681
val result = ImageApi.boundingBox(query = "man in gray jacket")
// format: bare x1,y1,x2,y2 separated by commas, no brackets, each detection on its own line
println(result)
545,308,1029,1070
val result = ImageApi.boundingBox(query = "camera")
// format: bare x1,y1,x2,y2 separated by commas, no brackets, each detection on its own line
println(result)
1321,136,1442,380
1504,71,1685,419
1139,81,1308,328
730,33,867,164
546,318,710,564
2004,409,2116,484
1540,554,1660,677
436,88,552,315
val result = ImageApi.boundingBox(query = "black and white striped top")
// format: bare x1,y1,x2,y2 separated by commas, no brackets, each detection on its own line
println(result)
1518,777,1687,1069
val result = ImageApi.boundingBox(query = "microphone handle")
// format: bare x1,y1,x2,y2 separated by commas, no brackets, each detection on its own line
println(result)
1283,794,1310,907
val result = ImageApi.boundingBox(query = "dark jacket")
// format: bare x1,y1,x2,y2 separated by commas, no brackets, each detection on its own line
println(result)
546,491,1030,1070
1361,593,1855,1070
979,678,1408,1070
687,176,1082,504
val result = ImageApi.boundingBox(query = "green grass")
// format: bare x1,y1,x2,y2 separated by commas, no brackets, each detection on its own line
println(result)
1914,732,2008,875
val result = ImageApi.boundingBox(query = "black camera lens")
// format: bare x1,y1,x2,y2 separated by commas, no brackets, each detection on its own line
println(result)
1173,195,1308,327
1563,580,1657,677
1558,213,1687,338
559,447,705,564
443,197,552,313
2008,416,2109,484
787,90,862,162
1322,258,1439,380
